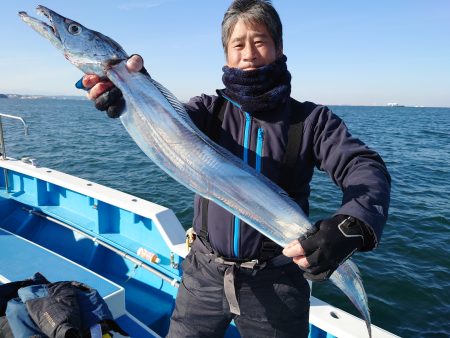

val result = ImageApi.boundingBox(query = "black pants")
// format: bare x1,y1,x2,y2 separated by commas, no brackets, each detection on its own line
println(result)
167,240,310,338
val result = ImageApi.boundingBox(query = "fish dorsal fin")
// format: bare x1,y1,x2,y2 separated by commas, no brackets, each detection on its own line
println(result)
149,78,229,148
149,78,191,120
149,77,291,198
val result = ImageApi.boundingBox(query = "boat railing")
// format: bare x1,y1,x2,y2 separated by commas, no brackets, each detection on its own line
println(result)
0,113,29,192
0,113,29,160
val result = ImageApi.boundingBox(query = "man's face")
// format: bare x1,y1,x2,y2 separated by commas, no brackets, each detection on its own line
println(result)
226,18,281,70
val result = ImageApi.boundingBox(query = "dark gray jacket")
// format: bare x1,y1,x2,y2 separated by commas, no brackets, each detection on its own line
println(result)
184,93,391,259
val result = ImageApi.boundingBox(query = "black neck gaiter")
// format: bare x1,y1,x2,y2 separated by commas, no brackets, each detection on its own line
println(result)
221,55,292,113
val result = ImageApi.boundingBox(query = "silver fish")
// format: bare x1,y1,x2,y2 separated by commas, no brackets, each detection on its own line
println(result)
19,6,372,336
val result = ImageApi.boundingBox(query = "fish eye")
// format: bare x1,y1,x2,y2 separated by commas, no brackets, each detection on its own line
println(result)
68,24,82,35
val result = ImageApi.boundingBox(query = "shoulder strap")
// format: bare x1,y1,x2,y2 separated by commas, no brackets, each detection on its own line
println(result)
261,99,306,260
207,96,227,143
199,197,211,247
199,96,227,244
279,99,305,193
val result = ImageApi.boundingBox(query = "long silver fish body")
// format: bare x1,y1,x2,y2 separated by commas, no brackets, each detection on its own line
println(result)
112,62,310,244
19,6,371,337
111,64,371,337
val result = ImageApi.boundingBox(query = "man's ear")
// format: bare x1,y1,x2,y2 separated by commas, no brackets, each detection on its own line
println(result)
277,46,283,58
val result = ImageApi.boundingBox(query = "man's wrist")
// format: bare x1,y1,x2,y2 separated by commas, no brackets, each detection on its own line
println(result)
356,219,377,251
335,215,377,251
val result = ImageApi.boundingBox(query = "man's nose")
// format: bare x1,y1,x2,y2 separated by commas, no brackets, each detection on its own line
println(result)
243,44,257,61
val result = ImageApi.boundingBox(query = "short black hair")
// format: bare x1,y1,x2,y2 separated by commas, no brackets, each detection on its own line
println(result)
222,0,283,53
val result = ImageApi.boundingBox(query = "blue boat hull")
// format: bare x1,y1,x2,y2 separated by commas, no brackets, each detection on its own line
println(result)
0,159,396,338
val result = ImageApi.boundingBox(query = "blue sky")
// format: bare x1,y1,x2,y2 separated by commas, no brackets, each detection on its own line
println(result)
1,0,449,107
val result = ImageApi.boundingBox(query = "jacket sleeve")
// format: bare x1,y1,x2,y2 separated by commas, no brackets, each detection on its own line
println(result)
183,94,216,132
311,107,391,249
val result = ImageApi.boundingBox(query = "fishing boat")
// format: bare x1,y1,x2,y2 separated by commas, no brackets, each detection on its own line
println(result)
386,103,405,107
0,113,398,338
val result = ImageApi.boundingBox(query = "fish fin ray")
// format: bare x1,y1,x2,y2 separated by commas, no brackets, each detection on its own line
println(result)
149,77,292,199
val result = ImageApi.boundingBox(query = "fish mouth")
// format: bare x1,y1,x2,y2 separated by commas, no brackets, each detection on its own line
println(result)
19,5,62,45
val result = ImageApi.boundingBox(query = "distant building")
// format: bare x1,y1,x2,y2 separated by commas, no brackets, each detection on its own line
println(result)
387,102,405,107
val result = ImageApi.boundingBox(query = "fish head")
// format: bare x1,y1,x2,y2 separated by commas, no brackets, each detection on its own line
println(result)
19,5,128,76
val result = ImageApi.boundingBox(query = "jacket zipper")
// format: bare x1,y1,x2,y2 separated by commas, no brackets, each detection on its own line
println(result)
256,127,264,172
243,113,251,164
233,217,240,257
232,112,252,257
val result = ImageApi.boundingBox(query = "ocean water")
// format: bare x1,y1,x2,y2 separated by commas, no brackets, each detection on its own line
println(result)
0,98,449,337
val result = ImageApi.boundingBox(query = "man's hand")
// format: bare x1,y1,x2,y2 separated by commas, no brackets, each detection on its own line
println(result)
76,55,145,118
283,215,370,281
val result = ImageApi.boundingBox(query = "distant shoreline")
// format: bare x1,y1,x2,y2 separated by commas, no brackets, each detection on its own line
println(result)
1,93,448,108
0,93,87,100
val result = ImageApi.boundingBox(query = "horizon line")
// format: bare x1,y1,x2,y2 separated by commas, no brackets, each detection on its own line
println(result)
1,93,449,109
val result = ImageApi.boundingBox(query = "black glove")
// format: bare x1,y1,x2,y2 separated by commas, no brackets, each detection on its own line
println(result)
94,87,126,119
300,215,372,281
75,76,125,118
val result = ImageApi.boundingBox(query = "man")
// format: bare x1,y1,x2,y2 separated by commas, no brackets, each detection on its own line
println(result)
79,1,391,337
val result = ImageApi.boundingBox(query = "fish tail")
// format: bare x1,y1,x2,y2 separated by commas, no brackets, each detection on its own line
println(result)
330,260,372,338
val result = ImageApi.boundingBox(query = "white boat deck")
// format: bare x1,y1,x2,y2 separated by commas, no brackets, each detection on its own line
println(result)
0,226,161,338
